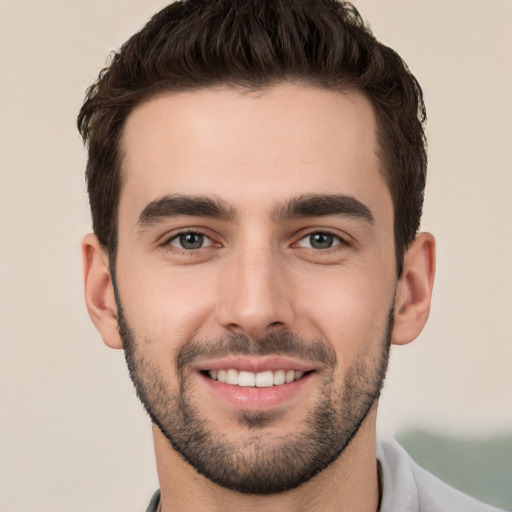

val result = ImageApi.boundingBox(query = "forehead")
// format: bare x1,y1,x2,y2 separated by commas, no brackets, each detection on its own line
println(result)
119,84,390,222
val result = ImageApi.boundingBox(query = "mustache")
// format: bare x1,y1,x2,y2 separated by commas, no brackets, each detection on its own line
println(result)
177,331,337,370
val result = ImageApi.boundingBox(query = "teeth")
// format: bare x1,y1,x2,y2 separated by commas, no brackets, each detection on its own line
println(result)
238,370,255,387
207,369,306,387
255,370,274,387
226,369,238,385
273,369,285,385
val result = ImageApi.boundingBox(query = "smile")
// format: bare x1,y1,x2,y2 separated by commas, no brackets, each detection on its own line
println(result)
198,359,315,410
207,369,306,387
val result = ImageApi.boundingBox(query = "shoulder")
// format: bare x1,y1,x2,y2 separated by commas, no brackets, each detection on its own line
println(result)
377,439,504,512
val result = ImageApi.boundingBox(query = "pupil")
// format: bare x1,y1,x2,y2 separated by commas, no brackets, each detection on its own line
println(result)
180,233,203,249
310,233,333,249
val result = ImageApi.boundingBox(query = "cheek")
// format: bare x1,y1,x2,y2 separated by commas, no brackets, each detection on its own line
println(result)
294,267,393,360
117,261,219,346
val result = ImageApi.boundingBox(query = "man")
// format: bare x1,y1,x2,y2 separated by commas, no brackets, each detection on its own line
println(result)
77,1,503,511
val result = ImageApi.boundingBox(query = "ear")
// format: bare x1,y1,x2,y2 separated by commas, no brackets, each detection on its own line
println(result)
392,232,436,346
82,233,123,349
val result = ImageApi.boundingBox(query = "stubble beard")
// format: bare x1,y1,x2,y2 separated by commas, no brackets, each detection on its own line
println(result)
117,301,392,495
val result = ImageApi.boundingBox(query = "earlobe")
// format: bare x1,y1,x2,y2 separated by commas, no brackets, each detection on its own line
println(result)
82,234,123,349
392,232,436,346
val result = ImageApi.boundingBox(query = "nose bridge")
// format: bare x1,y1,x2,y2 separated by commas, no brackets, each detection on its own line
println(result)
217,235,292,337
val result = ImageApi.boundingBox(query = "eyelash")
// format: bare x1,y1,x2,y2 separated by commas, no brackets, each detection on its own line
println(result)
164,231,216,254
295,230,349,251
162,229,350,254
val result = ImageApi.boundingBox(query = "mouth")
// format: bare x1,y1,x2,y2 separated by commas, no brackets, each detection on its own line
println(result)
203,368,308,387
196,357,316,411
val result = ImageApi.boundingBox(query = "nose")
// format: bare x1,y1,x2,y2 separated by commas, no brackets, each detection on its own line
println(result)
217,242,294,339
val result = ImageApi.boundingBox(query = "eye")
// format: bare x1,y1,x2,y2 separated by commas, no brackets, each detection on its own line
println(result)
168,232,214,250
297,232,343,250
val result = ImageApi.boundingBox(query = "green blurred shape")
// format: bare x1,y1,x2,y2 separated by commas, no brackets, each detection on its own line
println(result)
396,429,512,511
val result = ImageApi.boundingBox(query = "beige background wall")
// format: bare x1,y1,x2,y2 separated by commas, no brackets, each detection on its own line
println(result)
1,1,510,510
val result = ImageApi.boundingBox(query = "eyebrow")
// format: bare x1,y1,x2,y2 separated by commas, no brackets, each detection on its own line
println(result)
271,194,374,224
137,194,238,227
136,192,374,228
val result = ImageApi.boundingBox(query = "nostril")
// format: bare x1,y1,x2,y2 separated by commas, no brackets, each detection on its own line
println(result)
269,320,288,328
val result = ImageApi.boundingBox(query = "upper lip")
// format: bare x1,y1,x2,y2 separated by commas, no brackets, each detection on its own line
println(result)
195,355,316,373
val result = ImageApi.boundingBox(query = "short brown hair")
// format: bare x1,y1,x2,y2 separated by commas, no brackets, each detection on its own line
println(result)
78,0,427,275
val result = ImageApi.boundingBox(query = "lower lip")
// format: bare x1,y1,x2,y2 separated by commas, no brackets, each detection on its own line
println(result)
200,372,313,411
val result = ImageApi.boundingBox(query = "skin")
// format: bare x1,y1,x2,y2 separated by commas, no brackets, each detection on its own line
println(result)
82,84,435,512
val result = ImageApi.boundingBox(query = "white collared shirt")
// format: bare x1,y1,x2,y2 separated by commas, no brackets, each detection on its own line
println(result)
378,439,504,512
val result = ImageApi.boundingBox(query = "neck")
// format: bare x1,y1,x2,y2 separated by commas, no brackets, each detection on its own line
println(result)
153,407,380,512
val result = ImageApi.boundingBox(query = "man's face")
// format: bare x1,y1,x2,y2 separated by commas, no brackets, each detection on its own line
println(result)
114,84,398,493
